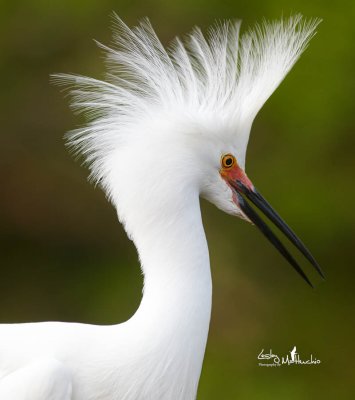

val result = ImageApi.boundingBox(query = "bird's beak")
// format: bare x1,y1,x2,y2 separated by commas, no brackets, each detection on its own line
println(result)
221,166,324,287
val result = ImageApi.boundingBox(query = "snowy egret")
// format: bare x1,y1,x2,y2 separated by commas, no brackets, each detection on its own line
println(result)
0,14,324,399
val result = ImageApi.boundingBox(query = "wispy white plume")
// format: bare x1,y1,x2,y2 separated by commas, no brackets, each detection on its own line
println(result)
52,14,320,183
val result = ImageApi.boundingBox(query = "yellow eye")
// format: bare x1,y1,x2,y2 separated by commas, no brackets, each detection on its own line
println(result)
221,154,236,169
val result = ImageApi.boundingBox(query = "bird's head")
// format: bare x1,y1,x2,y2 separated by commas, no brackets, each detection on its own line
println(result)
54,14,324,285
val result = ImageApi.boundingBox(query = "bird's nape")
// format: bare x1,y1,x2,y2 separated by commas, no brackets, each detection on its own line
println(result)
220,158,324,287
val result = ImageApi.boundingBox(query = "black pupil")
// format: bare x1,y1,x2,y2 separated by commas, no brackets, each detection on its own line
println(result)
225,157,232,166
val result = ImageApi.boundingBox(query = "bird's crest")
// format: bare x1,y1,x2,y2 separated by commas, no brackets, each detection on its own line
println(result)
53,14,320,183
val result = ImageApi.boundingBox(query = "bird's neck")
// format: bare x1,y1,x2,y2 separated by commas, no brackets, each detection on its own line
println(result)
124,190,212,398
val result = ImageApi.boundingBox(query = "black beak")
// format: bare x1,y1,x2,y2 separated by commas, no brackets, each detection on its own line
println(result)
234,181,324,288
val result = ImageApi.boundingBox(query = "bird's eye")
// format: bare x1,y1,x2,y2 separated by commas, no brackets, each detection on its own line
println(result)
221,154,236,169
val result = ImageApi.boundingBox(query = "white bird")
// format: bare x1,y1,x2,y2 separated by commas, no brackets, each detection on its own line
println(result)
0,14,324,400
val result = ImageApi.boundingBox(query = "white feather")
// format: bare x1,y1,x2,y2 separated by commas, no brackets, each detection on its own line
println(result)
52,14,320,186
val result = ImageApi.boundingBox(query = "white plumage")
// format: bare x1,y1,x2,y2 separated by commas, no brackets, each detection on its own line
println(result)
0,14,320,399
54,14,318,183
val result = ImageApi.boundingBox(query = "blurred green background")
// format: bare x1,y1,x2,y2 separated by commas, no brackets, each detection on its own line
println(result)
1,0,354,398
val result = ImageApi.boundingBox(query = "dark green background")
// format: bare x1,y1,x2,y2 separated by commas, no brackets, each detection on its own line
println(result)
1,1,354,398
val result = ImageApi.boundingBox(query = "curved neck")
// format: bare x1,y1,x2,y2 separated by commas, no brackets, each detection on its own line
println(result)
135,192,211,321
123,191,212,399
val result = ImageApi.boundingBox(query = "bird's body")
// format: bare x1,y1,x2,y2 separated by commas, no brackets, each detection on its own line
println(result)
0,188,211,399
0,15,323,399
